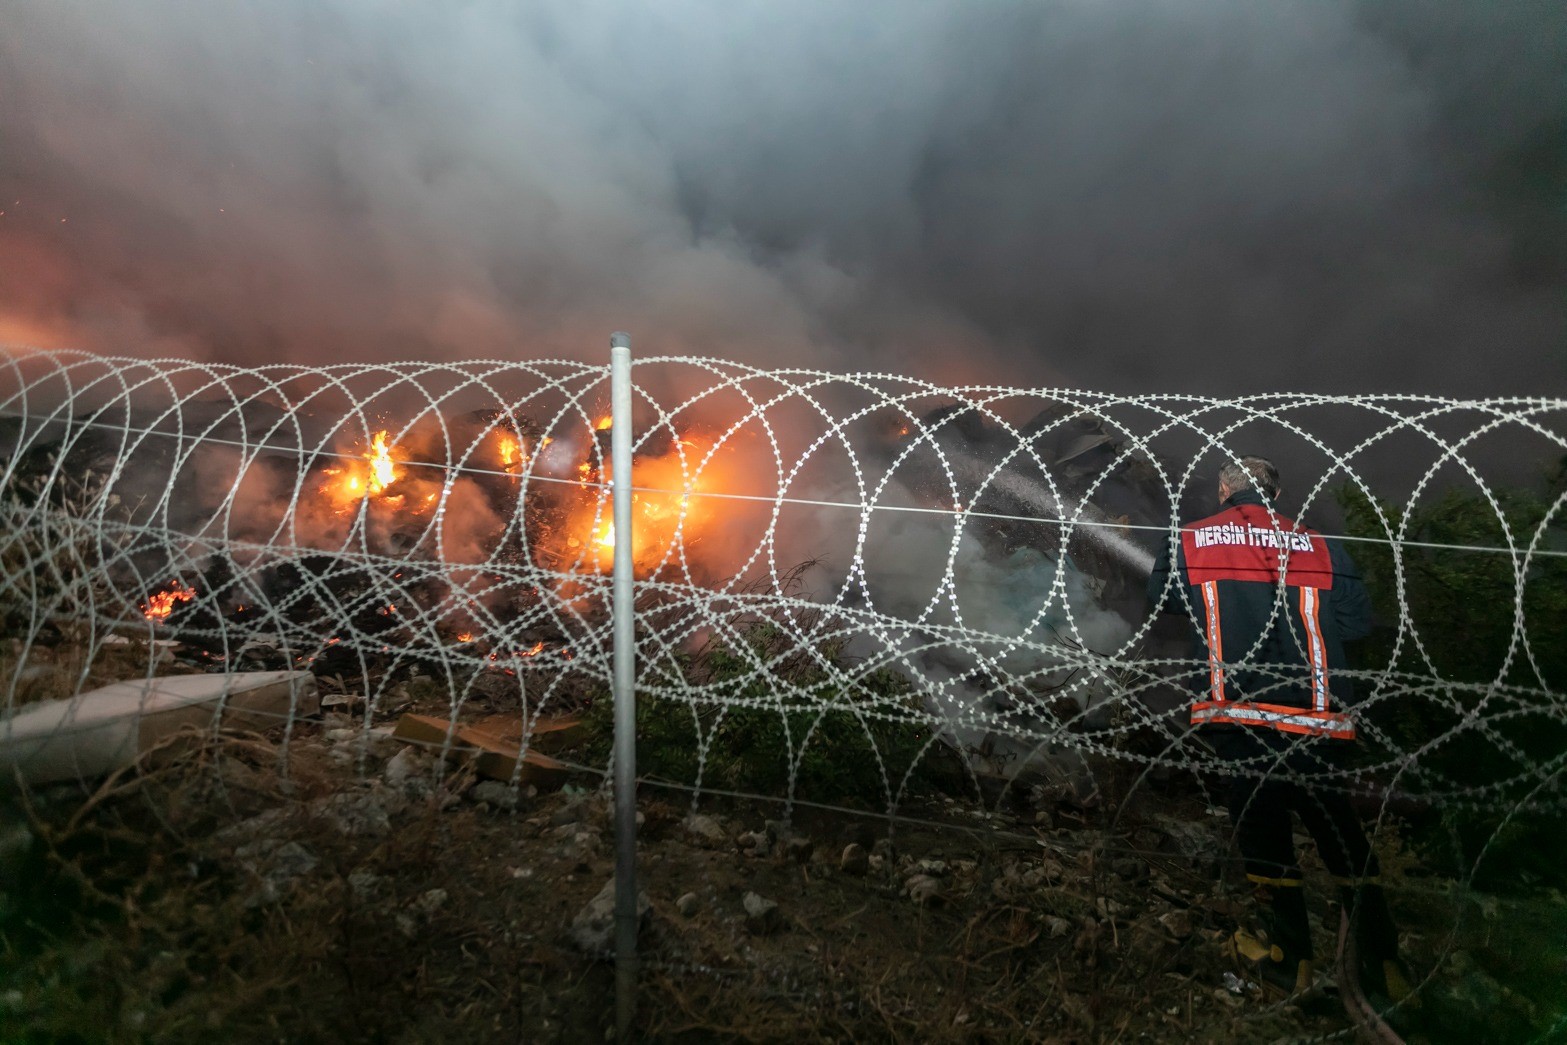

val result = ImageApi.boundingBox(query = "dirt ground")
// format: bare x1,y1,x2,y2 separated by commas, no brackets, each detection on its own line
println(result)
1,707,1563,1044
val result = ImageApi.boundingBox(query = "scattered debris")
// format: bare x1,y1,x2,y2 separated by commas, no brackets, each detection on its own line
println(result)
390,712,576,788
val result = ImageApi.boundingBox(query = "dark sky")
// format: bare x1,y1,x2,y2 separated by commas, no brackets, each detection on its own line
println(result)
1,0,1563,396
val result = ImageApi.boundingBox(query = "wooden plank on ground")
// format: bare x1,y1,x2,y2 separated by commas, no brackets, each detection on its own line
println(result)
391,713,575,789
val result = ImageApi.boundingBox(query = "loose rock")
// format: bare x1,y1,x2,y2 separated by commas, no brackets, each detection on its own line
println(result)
311,790,396,837
1112,857,1149,882
743,891,782,936
1158,909,1194,939
682,814,727,847
569,879,652,955
324,727,401,760
550,800,590,827
235,839,318,907
347,870,383,902
410,888,448,916
840,843,870,876
470,780,520,811
905,874,942,907
676,892,700,918
736,830,771,857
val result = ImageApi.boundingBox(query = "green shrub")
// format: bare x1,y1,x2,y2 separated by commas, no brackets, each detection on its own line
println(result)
1337,472,1567,889
581,620,961,807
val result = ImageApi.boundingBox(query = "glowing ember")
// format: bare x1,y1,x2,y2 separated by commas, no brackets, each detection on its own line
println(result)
456,632,474,643
595,416,613,431
493,641,547,664
142,581,196,621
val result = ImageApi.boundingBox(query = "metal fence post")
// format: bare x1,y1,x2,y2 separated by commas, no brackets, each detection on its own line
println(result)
609,331,638,1041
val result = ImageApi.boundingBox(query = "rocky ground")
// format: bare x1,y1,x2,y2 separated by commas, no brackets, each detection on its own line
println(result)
1,701,1563,1044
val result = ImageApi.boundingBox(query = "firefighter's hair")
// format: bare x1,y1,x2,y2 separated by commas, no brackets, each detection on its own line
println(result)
1219,455,1280,499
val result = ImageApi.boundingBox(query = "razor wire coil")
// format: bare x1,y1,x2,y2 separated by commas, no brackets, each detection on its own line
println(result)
1,346,1564,822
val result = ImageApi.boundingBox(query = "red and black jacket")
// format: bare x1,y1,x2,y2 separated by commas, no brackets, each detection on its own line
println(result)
1148,490,1372,739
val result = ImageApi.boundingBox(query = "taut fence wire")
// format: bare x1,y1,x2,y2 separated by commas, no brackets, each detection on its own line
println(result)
1,344,1564,1042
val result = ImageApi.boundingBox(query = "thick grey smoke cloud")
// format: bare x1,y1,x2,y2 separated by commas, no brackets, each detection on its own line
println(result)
1,0,1562,395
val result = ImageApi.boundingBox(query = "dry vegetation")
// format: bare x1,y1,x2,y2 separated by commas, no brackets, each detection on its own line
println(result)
2,689,1562,1045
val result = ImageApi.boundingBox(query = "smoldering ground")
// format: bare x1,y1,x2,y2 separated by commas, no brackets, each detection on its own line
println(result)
0,0,1563,396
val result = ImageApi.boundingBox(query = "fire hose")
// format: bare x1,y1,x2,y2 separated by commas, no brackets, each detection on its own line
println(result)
1336,907,1406,1045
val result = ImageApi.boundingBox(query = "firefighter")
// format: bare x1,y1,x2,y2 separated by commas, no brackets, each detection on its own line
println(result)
1148,455,1412,1002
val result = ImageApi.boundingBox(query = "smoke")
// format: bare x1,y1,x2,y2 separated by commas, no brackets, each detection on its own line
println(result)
1,0,1562,396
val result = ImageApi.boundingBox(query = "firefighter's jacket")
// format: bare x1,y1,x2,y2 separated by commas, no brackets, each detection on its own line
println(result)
1147,490,1372,739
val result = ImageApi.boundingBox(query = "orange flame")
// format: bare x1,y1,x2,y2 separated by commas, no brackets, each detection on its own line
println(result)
498,434,523,469
366,430,398,495
595,416,613,431
456,632,474,643
320,429,407,512
558,433,725,576
142,581,196,621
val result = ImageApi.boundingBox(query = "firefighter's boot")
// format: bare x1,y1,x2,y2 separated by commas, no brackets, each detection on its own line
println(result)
1339,883,1418,1008
1235,880,1315,998
1232,929,1314,997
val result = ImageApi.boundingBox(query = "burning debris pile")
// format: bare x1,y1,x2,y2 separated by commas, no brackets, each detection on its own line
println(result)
0,362,1190,770
2,374,1171,648
0,348,1203,825
0,386,758,726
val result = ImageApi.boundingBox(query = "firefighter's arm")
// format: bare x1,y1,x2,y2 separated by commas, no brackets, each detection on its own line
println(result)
1147,536,1180,615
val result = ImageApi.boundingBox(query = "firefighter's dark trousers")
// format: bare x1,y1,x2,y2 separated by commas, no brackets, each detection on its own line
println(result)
1211,729,1399,965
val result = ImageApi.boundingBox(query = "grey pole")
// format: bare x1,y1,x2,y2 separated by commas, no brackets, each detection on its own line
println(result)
609,331,638,1042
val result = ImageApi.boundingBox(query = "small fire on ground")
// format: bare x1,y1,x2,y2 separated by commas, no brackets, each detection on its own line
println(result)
319,429,436,515
142,580,196,621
